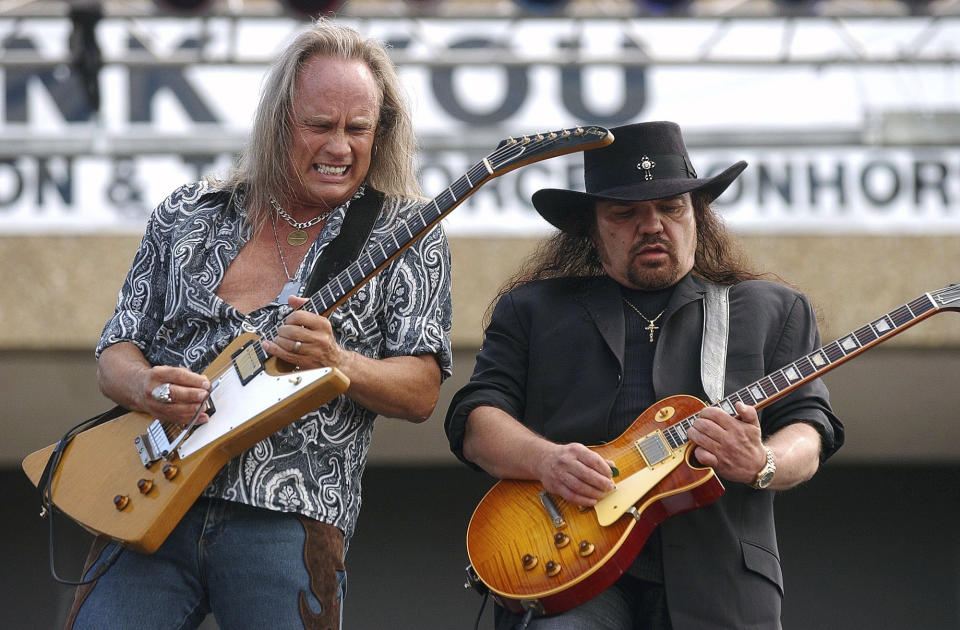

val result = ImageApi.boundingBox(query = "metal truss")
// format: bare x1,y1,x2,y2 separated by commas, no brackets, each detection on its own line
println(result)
0,0,957,67
0,0,958,156
1,0,959,19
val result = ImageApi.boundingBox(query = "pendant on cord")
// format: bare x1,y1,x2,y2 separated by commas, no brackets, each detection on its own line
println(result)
622,298,666,343
286,230,309,247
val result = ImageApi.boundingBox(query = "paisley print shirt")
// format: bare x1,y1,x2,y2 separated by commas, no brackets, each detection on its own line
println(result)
97,181,453,543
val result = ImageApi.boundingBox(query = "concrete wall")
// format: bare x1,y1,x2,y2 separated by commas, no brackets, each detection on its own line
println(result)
4,233,960,466
3,231,959,630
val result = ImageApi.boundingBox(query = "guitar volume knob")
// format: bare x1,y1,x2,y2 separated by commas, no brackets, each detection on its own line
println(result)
137,478,154,494
521,554,539,571
579,541,596,557
545,561,561,578
113,494,130,511
553,533,570,548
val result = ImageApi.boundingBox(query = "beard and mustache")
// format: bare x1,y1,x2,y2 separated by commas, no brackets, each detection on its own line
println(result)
599,234,688,291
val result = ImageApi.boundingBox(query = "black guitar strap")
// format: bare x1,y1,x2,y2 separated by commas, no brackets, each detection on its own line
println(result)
302,187,385,299
37,404,128,585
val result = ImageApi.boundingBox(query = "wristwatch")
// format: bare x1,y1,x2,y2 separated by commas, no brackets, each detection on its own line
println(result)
751,446,776,490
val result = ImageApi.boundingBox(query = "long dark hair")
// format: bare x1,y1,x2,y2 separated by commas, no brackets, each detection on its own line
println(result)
491,192,772,318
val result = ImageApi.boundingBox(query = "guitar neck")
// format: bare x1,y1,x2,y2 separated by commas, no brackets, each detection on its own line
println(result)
663,285,960,449
302,162,490,320
229,125,613,371
284,127,610,325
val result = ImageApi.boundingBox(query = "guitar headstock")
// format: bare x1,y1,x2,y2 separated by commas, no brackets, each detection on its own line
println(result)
486,125,613,176
933,284,960,311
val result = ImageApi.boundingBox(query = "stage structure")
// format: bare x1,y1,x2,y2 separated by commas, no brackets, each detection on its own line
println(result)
0,0,958,238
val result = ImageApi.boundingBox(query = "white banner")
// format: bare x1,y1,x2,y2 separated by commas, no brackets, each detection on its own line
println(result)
1,146,957,235
1,15,958,235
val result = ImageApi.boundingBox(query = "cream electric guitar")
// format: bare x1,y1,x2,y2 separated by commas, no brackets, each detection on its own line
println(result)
22,125,614,554
466,284,960,617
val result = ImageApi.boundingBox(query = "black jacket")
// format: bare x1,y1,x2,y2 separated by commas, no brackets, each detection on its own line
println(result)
445,273,843,630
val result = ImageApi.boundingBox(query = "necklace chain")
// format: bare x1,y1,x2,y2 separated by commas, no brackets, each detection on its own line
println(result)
622,298,666,343
269,185,366,231
270,212,304,304
270,212,294,281
270,199,331,231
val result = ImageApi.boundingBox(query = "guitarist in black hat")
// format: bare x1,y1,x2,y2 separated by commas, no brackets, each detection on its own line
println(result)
445,121,843,629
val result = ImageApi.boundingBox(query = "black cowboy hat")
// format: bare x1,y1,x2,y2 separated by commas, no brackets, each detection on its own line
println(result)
532,121,747,235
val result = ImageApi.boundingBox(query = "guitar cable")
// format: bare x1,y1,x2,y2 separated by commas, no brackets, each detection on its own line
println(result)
469,592,535,630
515,609,535,630
472,590,489,630
38,406,128,585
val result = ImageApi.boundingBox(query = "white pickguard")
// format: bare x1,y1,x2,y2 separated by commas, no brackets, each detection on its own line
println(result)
176,366,334,459
593,452,685,526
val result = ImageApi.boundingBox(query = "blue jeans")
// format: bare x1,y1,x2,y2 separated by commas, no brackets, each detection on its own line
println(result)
494,575,671,630
67,498,346,630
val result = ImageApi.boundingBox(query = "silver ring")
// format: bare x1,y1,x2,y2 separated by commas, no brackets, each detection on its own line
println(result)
293,340,302,354
151,382,173,404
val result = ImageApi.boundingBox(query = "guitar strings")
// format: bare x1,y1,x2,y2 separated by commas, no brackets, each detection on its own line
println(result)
577,285,959,483
172,188,947,452
189,131,587,391
260,132,581,340
156,130,609,447
141,130,952,465
600,287,954,482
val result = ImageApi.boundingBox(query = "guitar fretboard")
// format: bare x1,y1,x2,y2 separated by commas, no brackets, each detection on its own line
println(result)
225,126,611,371
660,286,959,450
299,159,504,320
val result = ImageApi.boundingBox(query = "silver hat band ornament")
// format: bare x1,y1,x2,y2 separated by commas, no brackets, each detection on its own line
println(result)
633,154,696,182
637,155,656,181
151,382,173,404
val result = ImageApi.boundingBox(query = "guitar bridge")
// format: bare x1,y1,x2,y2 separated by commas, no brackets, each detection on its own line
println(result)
134,420,173,467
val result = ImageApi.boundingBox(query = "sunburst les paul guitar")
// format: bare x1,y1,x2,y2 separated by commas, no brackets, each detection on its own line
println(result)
466,284,960,617
21,125,614,555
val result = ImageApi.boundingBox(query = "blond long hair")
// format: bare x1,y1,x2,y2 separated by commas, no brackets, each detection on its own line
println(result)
221,18,421,231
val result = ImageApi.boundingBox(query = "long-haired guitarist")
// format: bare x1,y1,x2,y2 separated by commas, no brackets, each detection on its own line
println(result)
66,19,452,630
445,121,843,629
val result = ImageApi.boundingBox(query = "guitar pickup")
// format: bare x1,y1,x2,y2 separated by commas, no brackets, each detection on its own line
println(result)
232,341,264,385
635,431,672,467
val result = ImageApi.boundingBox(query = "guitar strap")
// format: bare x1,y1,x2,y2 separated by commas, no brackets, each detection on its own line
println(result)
700,282,731,403
302,187,385,299
36,404,128,584
37,406,126,498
